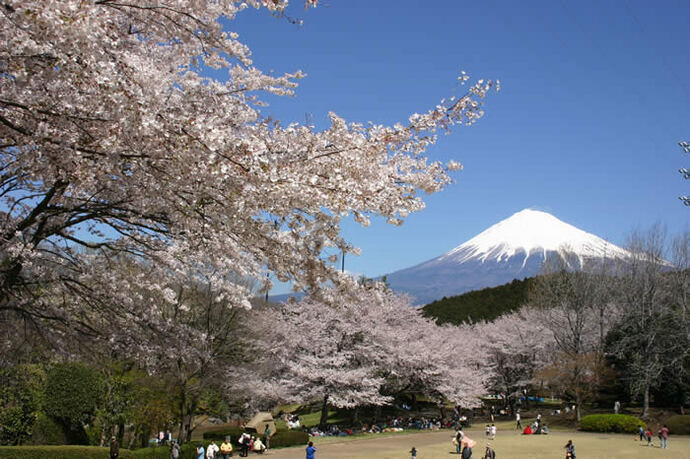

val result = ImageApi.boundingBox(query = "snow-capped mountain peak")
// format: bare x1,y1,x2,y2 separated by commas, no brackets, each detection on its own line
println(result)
385,208,628,304
439,208,627,265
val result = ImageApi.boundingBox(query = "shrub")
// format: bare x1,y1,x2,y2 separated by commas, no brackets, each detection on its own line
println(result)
0,445,133,458
0,364,46,445
202,426,244,443
131,446,173,459
44,363,102,431
665,415,690,435
133,442,223,459
579,414,645,433
29,413,67,445
270,430,309,448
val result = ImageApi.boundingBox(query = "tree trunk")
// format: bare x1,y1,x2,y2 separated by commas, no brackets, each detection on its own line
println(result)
411,393,417,411
642,384,650,418
318,394,329,431
116,422,125,447
438,404,446,420
99,423,107,447
178,387,187,444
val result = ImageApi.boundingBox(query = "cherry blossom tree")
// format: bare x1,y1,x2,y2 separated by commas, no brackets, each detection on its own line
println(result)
475,308,551,413
0,1,496,352
244,287,488,428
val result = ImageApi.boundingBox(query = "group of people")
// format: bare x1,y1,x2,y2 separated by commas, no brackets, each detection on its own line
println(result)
285,414,301,430
191,425,272,459
484,423,497,440
194,436,266,459
637,425,670,448
518,411,549,435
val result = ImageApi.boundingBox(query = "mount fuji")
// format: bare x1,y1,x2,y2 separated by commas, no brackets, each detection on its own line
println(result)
385,209,629,304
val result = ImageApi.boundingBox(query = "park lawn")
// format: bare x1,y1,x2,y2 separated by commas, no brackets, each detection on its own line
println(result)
310,428,432,446
266,427,690,459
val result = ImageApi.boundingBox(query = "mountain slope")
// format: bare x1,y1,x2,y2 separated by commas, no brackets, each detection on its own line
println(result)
385,209,627,304
422,277,534,325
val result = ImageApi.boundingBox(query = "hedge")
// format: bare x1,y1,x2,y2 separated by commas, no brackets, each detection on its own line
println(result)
202,426,244,442
1,443,215,459
28,413,67,445
270,430,309,448
0,446,134,459
131,444,200,459
579,414,645,433
665,415,690,435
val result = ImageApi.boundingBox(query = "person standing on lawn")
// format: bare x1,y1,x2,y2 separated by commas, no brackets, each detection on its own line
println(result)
306,441,316,459
263,424,272,450
564,439,576,459
660,424,669,449
110,436,119,459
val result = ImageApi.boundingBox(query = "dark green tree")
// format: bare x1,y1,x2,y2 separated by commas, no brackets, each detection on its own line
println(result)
0,364,46,445
43,363,102,444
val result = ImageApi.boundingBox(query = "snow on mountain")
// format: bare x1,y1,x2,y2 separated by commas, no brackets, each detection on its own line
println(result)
385,209,628,304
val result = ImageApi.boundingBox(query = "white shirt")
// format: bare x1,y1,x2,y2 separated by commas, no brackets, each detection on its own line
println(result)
206,443,219,458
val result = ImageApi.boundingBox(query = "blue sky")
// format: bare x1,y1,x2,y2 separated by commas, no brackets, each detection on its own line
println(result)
227,0,690,291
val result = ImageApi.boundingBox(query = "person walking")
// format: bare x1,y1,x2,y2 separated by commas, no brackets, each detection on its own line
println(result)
564,439,575,459
461,442,473,459
484,443,496,459
170,440,181,459
660,424,669,449
220,437,233,459
490,423,496,440
109,436,119,459
516,411,521,430
196,443,205,459
306,441,316,459
454,429,464,455
638,426,645,442
410,446,417,459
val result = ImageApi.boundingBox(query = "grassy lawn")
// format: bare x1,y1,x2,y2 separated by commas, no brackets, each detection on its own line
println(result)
266,427,690,458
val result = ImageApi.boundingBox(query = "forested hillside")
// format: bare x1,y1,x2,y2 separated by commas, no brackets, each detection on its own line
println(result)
422,277,534,324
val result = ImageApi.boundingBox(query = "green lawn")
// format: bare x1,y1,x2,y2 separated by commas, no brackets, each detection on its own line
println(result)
266,427,690,459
